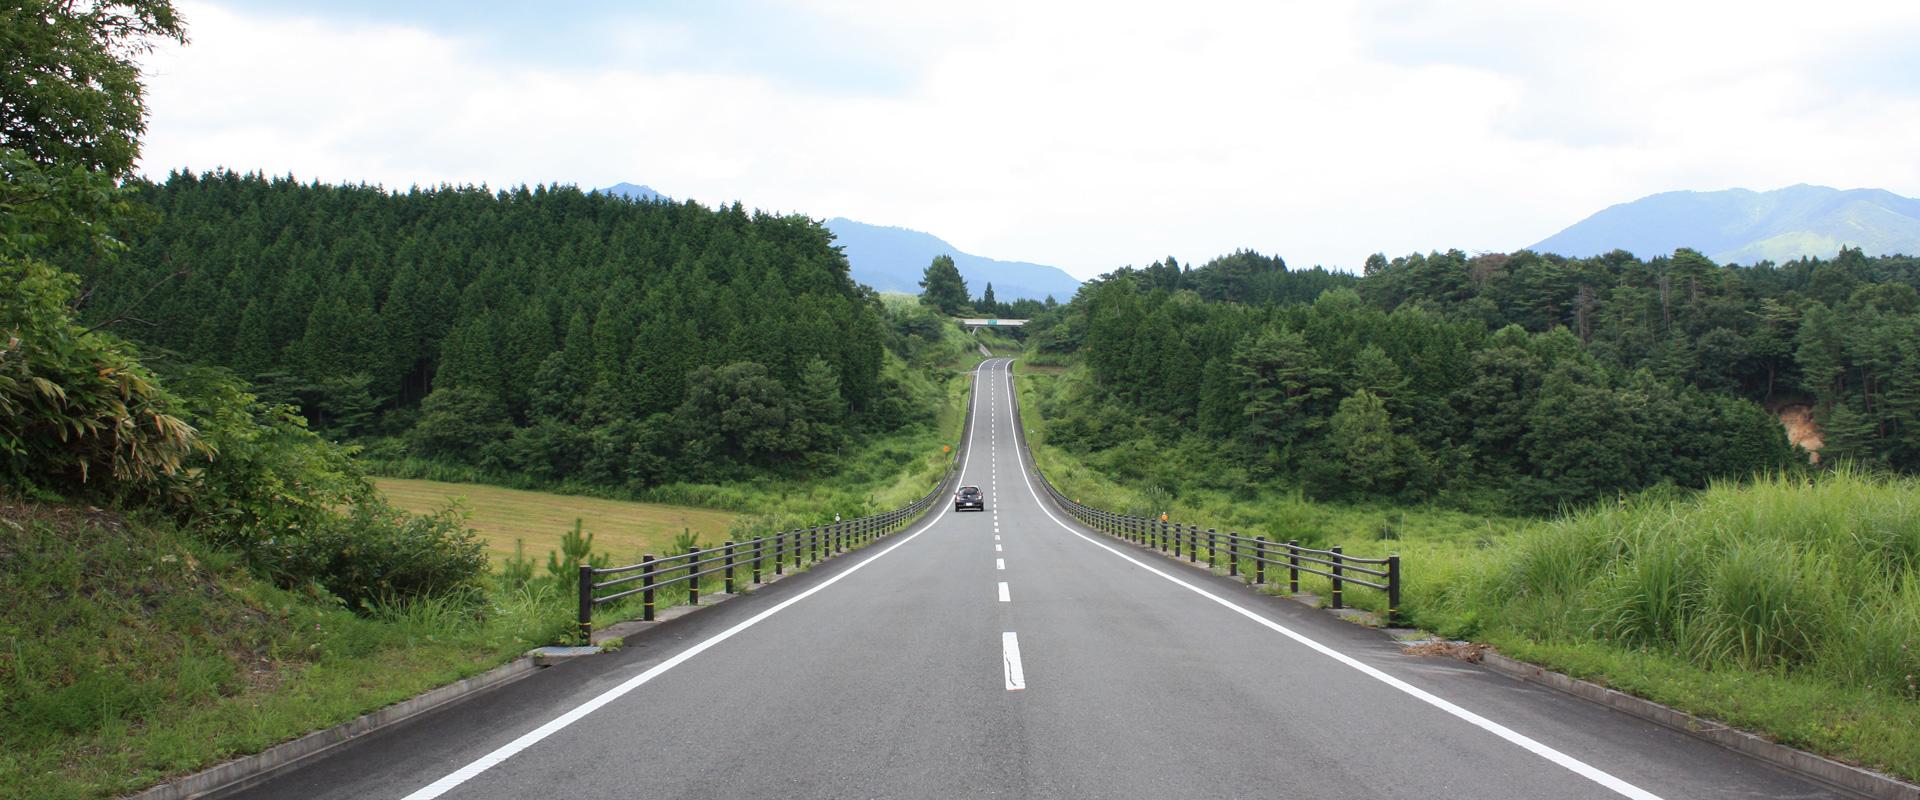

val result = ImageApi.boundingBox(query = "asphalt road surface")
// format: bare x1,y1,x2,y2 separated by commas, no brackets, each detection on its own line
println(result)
233,358,1858,799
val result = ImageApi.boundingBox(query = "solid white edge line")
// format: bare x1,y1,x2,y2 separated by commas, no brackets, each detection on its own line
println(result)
992,361,1663,800
399,360,1000,800
998,581,1011,602
1002,631,1026,690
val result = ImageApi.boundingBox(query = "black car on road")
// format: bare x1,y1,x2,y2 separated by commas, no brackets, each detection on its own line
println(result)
954,486,985,512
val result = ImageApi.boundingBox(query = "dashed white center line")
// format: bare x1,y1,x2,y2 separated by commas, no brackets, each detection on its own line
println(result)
997,582,1010,602
995,544,1003,552
994,534,1000,541
1002,632,1026,690
996,558,1006,570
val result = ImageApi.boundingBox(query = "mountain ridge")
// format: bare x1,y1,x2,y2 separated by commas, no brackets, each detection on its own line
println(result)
1530,184,1920,264
822,217,1080,303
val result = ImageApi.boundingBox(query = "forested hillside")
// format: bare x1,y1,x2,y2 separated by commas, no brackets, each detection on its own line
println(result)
1030,245,1918,512
65,172,913,487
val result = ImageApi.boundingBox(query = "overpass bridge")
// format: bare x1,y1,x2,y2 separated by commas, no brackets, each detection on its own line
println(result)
957,317,1026,330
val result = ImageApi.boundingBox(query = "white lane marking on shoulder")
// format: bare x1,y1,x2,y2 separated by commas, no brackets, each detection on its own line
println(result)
1003,631,1026,690
998,582,1011,602
398,362,997,800
996,558,1006,570
993,360,1663,800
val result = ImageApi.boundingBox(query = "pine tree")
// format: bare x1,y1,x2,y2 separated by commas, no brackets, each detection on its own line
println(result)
918,255,969,315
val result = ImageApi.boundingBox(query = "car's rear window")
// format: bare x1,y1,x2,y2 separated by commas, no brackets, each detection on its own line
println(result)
959,487,981,496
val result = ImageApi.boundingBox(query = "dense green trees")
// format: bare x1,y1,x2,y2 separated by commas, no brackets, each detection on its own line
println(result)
1028,244,1881,512
63,172,900,487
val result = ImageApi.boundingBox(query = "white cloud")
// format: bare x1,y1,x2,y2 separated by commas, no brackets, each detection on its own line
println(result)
140,1,1920,279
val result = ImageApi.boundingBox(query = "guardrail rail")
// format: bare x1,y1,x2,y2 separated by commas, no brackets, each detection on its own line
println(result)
1008,365,1402,624
576,384,973,641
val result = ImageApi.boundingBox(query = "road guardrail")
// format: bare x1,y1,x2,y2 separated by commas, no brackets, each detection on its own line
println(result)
575,379,973,641
1008,364,1402,624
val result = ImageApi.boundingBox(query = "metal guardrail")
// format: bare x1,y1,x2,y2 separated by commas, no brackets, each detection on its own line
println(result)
576,387,972,641
1006,365,1402,624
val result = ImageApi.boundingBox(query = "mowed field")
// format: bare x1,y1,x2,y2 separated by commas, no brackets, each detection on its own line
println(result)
374,478,738,564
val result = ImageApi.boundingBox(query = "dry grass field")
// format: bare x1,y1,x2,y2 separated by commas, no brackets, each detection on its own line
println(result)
374,478,738,564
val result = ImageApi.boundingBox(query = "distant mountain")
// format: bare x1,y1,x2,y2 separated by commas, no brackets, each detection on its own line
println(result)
823,218,1081,303
598,182,666,202
1530,184,1920,264
593,183,1080,302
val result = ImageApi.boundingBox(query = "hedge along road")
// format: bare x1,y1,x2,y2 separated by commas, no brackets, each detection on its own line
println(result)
233,358,1849,800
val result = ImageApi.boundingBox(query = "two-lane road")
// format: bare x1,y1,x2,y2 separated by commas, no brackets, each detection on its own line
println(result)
235,358,1853,799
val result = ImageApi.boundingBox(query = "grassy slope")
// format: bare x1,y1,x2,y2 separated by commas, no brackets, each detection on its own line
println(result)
1014,361,1920,780
0,499,573,800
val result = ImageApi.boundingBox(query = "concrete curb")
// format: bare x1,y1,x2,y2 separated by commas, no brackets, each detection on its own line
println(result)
127,656,541,800
1478,651,1920,800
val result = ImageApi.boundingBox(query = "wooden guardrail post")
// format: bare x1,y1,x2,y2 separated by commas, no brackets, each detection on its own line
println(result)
1287,540,1300,594
1330,545,1345,610
724,541,735,595
1387,554,1401,625
1254,537,1265,586
774,533,784,576
1207,528,1218,568
641,554,656,621
1227,532,1238,578
577,565,594,644
752,537,763,585
688,545,702,606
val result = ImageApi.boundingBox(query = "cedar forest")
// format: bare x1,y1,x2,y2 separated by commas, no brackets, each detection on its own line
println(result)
57,173,1920,515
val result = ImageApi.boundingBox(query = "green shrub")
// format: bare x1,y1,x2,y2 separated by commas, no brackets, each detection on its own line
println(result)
0,259,200,498
255,499,487,609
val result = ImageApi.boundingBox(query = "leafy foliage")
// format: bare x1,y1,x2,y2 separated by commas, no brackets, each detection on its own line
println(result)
1,258,200,495
0,0,186,178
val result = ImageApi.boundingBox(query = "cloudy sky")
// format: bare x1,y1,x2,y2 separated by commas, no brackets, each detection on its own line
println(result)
138,1,1920,279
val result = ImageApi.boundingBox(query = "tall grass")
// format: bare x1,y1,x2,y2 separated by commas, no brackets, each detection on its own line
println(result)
1449,467,1920,697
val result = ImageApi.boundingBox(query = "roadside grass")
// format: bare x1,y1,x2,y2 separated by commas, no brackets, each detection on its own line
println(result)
0,500,575,800
1013,362,1920,781
375,478,738,565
